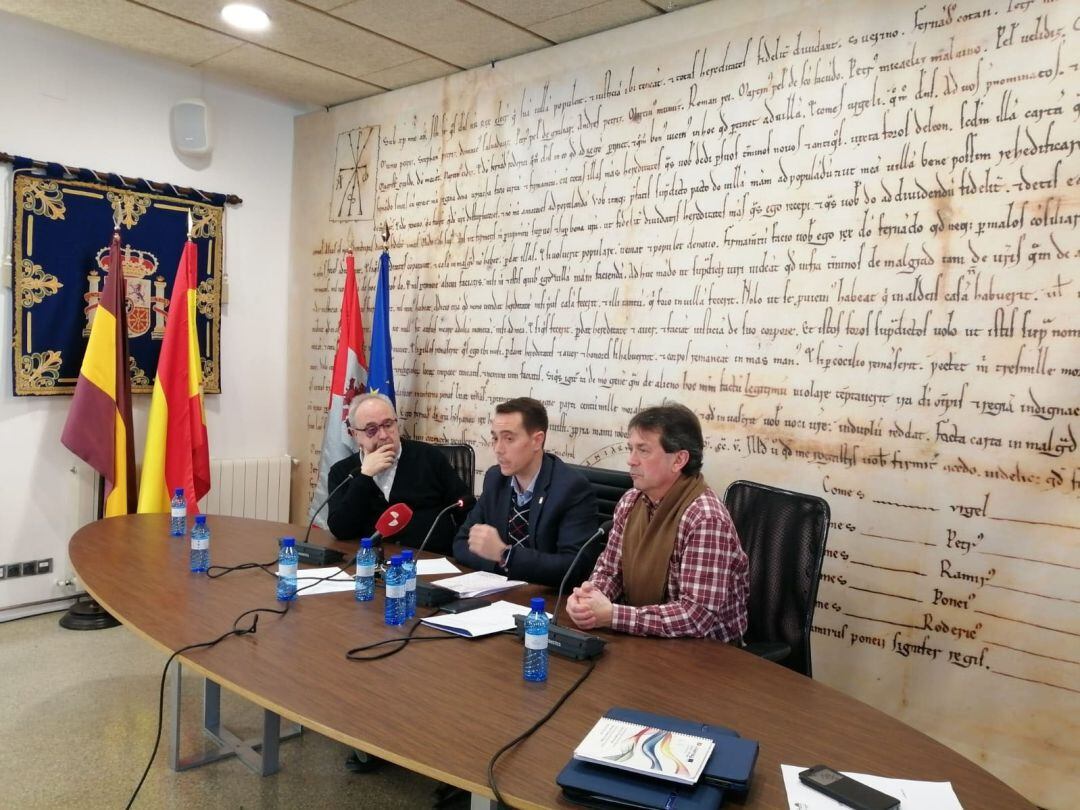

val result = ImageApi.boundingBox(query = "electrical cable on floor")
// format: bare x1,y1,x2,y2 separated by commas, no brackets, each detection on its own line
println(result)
486,657,598,808
125,615,262,809
128,555,367,805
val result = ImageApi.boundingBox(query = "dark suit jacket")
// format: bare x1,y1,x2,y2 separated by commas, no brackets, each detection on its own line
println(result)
327,439,470,554
453,452,599,587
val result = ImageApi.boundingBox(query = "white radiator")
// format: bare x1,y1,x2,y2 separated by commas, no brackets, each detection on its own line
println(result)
68,455,294,524
199,455,293,521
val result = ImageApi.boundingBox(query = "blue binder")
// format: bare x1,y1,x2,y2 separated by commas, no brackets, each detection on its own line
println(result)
557,758,726,810
604,707,758,792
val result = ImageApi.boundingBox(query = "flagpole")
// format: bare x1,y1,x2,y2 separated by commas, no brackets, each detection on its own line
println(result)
60,223,125,631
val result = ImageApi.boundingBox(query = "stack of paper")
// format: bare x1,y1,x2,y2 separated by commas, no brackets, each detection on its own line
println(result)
431,570,526,597
415,557,460,575
421,600,533,637
780,765,963,809
295,566,355,597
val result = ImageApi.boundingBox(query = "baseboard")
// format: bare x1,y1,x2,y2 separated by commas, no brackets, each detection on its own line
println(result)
0,594,83,623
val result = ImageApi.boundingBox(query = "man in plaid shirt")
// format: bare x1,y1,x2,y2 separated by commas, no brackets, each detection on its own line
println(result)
567,403,748,640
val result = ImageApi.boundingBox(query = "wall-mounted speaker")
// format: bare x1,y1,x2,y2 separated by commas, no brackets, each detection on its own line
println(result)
170,99,212,156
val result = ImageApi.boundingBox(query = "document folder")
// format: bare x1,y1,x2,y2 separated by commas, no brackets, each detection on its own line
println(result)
604,707,758,792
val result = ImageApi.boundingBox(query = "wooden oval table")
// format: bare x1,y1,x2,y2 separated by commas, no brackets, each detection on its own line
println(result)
71,514,1034,809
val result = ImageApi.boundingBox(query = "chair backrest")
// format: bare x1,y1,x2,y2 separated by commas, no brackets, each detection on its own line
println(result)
723,480,830,678
433,443,476,497
567,463,634,525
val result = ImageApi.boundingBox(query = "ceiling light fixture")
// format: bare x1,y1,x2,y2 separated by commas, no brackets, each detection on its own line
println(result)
221,3,270,32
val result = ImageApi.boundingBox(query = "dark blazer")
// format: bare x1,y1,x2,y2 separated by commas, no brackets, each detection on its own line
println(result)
453,452,599,588
327,439,470,555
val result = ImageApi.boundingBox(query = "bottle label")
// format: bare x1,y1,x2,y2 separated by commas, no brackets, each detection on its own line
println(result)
171,506,185,518
191,536,209,550
385,583,406,599
278,562,297,578
356,563,376,578
405,578,416,592
525,631,549,650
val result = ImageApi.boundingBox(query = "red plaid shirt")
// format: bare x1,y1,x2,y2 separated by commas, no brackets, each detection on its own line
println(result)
589,486,749,640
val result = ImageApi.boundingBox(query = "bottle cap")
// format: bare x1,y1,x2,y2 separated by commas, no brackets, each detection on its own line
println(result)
400,549,414,561
281,537,295,547
390,554,402,566
195,515,207,524
174,488,184,497
360,537,373,548
530,596,545,612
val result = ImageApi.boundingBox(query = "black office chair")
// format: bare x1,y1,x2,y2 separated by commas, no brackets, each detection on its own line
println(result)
723,480,830,678
567,463,634,524
433,443,476,496
565,463,633,584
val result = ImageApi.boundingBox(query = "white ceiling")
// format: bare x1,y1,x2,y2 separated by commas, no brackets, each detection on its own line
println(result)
0,0,710,108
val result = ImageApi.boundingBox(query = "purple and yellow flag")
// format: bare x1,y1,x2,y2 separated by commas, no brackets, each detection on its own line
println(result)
61,229,137,516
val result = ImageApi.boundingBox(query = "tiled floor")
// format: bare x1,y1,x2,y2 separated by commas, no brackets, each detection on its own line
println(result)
0,609,448,808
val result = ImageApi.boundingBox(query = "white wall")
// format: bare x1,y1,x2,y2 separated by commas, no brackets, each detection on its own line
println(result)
0,11,303,613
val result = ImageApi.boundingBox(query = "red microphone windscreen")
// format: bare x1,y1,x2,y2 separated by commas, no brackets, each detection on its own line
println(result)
375,503,413,538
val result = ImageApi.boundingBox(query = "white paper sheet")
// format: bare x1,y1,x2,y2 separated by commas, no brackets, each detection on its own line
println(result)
431,570,526,597
781,764,963,810
420,600,532,637
294,565,355,596
416,557,461,575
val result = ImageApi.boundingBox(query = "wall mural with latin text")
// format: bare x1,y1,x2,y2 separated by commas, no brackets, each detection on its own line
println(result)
290,2,1078,805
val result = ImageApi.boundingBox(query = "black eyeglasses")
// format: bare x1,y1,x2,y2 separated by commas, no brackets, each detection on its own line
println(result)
347,418,398,438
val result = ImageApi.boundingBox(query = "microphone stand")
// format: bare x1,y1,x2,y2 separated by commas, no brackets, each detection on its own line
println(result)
414,497,473,607
297,470,358,564
512,521,613,660
416,498,471,556
551,520,612,625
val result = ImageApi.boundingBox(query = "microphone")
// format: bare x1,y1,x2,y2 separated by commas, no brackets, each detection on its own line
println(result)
295,468,359,565
513,520,613,660
551,519,613,625
416,495,476,555
415,495,477,607
369,502,413,566
370,502,413,544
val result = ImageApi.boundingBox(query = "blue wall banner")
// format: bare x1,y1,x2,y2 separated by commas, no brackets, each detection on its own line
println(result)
10,157,226,396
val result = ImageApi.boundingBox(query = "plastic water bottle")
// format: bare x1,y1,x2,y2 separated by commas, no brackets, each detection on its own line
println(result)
523,597,549,682
355,538,376,602
170,488,186,537
276,537,298,601
384,554,406,626
190,515,210,573
401,549,417,619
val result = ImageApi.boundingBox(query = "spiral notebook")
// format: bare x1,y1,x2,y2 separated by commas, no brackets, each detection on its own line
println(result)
573,717,715,786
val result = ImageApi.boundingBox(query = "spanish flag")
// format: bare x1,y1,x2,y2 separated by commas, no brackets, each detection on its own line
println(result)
61,229,138,516
137,239,210,513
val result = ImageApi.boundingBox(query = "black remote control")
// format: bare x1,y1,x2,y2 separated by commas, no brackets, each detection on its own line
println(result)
798,765,900,810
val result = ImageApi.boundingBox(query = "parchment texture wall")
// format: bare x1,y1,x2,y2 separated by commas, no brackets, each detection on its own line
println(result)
288,1,1079,805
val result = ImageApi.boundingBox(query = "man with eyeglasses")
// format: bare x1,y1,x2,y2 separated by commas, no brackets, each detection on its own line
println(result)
453,397,599,587
327,392,469,554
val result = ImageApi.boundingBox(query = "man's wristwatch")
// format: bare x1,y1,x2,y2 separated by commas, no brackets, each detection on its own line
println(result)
498,545,512,570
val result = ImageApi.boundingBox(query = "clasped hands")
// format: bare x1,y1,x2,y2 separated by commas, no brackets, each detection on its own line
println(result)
566,580,613,630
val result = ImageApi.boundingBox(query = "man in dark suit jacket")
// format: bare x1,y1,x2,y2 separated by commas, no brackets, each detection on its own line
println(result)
327,393,470,554
454,398,599,587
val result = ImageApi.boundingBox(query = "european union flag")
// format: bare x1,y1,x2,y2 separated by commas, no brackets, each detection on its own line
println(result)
367,249,395,407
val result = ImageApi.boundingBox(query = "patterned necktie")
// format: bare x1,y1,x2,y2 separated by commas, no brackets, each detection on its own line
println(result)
508,498,531,548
